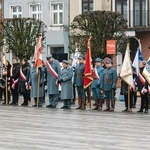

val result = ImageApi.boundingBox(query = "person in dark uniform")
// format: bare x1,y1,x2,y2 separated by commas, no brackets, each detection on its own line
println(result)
2,60,11,104
10,57,20,106
101,59,117,112
68,58,76,104
137,60,149,113
19,58,31,106
121,79,133,112
74,55,85,110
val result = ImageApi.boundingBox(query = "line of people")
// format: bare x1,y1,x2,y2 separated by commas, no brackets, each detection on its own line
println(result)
0,55,149,113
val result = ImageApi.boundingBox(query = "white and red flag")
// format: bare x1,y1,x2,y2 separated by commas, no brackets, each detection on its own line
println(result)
33,36,43,69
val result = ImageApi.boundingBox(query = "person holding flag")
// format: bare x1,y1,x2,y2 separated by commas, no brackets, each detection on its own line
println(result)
91,57,104,110
19,58,31,106
45,54,61,108
137,60,149,113
101,59,117,112
29,60,44,107
120,43,135,112
29,36,45,107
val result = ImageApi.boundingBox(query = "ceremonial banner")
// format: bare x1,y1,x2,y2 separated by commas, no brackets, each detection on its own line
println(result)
143,57,150,84
120,43,134,88
33,36,43,68
106,40,116,55
83,37,93,89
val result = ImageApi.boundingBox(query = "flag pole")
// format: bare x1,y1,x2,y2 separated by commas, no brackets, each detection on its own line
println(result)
128,85,130,111
89,86,92,110
6,75,8,105
37,70,40,107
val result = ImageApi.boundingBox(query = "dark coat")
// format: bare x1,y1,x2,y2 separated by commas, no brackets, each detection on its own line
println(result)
137,67,146,91
10,63,20,88
11,63,20,80
19,63,31,94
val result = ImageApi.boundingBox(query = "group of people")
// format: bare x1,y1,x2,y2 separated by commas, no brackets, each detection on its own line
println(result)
120,60,149,113
0,54,149,113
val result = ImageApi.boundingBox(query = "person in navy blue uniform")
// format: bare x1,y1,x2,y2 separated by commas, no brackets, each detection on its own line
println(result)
74,55,85,110
92,57,104,110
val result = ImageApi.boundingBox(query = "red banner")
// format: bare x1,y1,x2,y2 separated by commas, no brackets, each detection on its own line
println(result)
106,40,116,54
83,37,93,89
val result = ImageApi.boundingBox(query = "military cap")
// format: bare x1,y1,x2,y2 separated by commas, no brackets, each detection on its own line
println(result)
95,57,102,62
78,55,85,60
32,60,35,63
106,59,113,64
46,54,52,60
62,60,69,64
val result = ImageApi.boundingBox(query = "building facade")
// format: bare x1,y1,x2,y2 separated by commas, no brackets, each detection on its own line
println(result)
3,0,70,62
111,0,150,61
70,0,150,74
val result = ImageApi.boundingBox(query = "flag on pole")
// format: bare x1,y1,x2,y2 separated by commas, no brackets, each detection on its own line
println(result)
132,48,144,76
33,36,43,68
143,57,150,84
72,48,80,67
120,43,135,88
83,37,93,89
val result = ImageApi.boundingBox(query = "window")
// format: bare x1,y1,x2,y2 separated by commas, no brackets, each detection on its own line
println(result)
82,0,93,13
30,4,42,20
134,0,146,26
115,0,127,19
11,6,22,18
51,3,63,25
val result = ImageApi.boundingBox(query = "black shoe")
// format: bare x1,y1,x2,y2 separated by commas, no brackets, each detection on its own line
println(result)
81,107,86,110
61,106,67,109
122,108,128,112
14,103,18,106
38,105,42,107
21,103,28,106
132,105,136,108
9,102,14,105
92,107,98,110
2,102,6,105
46,104,52,108
103,108,110,111
93,103,96,106
32,104,37,107
76,106,82,109
144,110,148,113
51,106,56,108
66,106,71,109
137,110,143,113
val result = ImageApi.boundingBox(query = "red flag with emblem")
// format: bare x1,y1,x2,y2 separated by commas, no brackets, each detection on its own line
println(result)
33,36,43,68
83,37,93,89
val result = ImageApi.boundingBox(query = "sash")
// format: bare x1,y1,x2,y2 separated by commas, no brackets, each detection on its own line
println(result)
20,68,27,82
138,72,145,85
141,86,147,94
10,67,19,89
93,68,99,79
46,61,58,79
